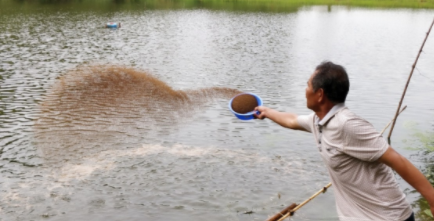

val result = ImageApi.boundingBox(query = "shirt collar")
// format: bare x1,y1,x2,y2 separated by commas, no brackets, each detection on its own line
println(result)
315,103,346,126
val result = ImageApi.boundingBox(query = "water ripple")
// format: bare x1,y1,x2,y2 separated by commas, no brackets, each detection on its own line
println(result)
1,7,434,221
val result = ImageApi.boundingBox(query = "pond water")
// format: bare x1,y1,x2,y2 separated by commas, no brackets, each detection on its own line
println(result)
1,2,434,221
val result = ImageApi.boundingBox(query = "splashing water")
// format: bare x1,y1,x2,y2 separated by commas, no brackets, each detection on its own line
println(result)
34,65,241,165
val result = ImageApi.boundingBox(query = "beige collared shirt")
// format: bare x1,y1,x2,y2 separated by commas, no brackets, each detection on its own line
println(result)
297,103,412,221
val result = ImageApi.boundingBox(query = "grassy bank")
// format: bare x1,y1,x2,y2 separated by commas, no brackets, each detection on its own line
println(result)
190,0,434,11
404,124,434,220
1,0,434,14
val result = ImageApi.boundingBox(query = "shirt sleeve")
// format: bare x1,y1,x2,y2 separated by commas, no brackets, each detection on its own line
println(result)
297,113,315,133
342,117,389,162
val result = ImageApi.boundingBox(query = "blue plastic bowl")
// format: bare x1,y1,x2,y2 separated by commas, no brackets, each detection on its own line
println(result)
228,93,263,120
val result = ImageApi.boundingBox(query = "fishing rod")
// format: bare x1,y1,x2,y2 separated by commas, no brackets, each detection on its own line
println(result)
387,18,434,144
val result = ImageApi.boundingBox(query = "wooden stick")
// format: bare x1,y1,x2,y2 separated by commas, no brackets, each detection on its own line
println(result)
266,183,332,221
266,203,297,221
387,18,434,144
380,105,407,135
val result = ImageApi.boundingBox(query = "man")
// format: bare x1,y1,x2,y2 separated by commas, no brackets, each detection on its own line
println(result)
254,61,434,221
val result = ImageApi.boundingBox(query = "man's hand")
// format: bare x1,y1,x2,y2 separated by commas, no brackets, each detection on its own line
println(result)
253,106,306,131
254,106,269,119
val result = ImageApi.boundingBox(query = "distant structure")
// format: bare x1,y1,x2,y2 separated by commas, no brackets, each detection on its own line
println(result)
106,22,121,28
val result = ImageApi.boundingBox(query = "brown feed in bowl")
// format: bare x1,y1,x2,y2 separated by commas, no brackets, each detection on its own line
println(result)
231,94,258,114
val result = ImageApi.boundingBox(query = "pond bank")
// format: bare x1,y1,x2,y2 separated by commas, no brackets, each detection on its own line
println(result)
1,0,434,14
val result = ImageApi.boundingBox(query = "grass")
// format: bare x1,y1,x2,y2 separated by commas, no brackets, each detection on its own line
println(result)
196,0,434,10
404,122,434,220
1,0,434,14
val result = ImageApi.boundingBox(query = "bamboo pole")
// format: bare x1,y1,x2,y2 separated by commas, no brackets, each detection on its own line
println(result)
266,203,297,221
272,183,332,221
380,105,407,135
387,18,434,144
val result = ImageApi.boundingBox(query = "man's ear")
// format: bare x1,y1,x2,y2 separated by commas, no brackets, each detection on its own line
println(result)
317,88,325,102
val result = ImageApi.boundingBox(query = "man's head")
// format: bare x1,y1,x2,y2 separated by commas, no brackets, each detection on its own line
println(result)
312,61,349,103
306,61,349,111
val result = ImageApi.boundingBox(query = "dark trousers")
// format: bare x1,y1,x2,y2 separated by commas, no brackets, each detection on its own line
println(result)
404,212,415,221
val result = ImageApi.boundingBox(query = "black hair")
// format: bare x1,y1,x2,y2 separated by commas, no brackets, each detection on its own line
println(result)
312,61,350,103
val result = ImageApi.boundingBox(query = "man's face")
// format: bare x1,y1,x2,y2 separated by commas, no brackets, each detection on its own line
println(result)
305,72,320,111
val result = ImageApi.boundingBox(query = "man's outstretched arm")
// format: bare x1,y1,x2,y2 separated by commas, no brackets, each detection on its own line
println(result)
378,147,434,217
254,106,307,131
